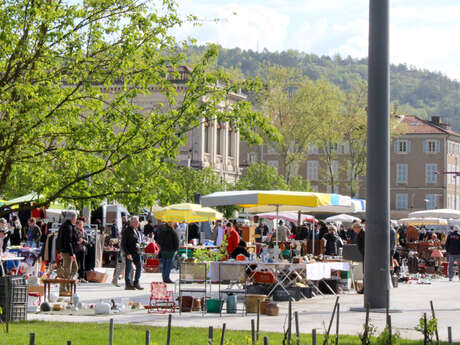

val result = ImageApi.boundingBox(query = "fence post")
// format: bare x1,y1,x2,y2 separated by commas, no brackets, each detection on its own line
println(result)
109,318,114,345
312,328,317,345
448,327,452,345
287,299,292,345
146,330,150,345
387,315,392,345
335,303,340,345
29,333,35,345
220,323,226,345
208,326,213,345
263,336,269,345
251,319,256,345
166,314,172,345
294,311,300,345
67,341,72,345
257,299,260,341
430,301,440,345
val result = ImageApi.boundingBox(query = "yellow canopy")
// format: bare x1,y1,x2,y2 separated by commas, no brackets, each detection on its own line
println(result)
154,203,223,223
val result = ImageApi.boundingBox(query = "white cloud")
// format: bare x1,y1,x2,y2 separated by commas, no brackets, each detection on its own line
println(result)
171,0,460,80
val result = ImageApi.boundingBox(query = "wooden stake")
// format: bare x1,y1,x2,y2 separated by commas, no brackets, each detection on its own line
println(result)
324,296,339,345
264,336,269,345
294,311,300,345
423,313,428,345
312,329,317,345
387,315,392,345
335,303,340,345
146,330,151,345
67,341,71,345
220,323,226,345
29,333,35,345
251,319,256,345
257,299,260,341
208,326,213,345
109,318,114,345
448,326,452,345
166,314,172,345
362,304,370,345
430,301,440,345
288,299,292,345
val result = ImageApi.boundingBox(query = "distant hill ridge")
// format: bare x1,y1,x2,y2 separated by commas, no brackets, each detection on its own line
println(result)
186,45,460,132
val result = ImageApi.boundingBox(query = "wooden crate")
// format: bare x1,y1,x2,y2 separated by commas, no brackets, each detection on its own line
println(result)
241,225,256,244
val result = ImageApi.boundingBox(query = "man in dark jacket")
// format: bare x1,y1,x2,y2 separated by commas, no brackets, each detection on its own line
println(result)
445,226,460,281
121,216,144,290
143,219,155,238
351,221,365,260
157,222,179,283
324,225,343,256
56,211,78,294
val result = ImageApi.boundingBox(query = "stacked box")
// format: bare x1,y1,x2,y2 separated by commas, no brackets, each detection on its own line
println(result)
0,275,28,322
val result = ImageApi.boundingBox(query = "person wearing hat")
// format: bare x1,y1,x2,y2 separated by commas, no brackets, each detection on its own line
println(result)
445,225,460,281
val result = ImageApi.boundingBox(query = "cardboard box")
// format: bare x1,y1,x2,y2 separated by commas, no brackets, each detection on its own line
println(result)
28,285,45,296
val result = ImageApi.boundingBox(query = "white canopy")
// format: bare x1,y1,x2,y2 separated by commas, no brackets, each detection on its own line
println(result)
408,209,460,219
256,212,316,224
399,217,449,226
325,214,361,224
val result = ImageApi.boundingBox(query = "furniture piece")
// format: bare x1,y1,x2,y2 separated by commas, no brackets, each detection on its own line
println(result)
0,256,24,276
241,226,256,244
148,282,175,314
178,262,209,315
218,262,248,316
42,278,77,301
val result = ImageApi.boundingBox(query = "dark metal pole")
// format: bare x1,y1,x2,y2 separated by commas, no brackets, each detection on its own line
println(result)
365,0,391,309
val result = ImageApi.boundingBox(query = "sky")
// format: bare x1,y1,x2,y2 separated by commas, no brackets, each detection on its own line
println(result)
172,0,460,81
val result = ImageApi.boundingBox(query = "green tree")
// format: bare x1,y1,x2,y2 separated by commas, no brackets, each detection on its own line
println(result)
236,163,287,190
256,65,323,184
0,0,275,213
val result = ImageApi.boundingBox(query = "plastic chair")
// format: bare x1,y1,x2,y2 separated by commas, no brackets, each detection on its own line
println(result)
148,282,175,314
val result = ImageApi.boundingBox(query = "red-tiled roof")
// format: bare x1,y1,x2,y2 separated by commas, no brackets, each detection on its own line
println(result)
400,115,460,137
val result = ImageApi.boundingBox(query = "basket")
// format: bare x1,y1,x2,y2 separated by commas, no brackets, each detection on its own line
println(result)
206,299,224,313
86,271,108,283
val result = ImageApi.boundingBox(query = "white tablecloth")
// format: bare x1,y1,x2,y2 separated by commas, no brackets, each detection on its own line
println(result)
305,261,351,280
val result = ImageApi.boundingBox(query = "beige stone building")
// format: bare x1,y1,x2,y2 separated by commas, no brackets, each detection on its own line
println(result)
240,115,460,219
103,66,243,183
390,115,460,218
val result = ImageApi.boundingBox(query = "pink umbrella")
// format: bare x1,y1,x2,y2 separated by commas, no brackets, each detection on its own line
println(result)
256,212,317,224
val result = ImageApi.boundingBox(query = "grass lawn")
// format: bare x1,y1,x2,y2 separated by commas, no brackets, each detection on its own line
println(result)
0,321,441,345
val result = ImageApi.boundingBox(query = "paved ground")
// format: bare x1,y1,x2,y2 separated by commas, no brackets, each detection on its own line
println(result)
28,269,460,341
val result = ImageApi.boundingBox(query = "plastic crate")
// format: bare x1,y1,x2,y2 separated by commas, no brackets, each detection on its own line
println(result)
0,275,26,288
272,287,301,302
1,304,27,322
0,285,28,306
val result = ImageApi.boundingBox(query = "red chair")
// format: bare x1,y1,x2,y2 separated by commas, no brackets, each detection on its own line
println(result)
148,282,175,314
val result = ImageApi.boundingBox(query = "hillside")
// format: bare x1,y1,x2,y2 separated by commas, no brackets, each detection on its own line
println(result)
187,46,460,131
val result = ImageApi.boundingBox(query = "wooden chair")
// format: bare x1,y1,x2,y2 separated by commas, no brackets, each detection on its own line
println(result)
148,282,175,314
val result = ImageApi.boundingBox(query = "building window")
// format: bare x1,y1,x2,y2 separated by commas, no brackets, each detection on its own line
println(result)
424,140,440,153
396,164,408,183
267,160,279,173
307,160,319,181
425,194,437,209
425,164,437,183
394,140,410,154
228,131,232,157
308,145,319,154
217,123,222,155
395,194,408,210
248,152,257,164
332,160,339,179
204,123,210,153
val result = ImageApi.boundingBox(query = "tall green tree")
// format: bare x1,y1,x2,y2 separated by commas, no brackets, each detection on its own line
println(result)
256,65,323,183
0,0,275,212
236,163,287,190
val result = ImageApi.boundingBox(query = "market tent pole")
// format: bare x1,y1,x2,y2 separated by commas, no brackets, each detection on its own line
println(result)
275,205,279,245
312,225,315,256
365,0,390,309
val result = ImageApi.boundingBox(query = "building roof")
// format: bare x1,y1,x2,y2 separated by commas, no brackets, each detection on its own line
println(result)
400,115,460,137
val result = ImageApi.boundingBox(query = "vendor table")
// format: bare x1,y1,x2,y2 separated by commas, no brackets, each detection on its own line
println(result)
42,278,77,302
0,256,24,276
208,260,351,298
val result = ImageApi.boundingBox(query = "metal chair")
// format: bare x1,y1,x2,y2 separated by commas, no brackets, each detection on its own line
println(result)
148,282,175,314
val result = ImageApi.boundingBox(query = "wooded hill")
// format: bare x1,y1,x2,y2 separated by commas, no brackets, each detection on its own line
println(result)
187,46,460,131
